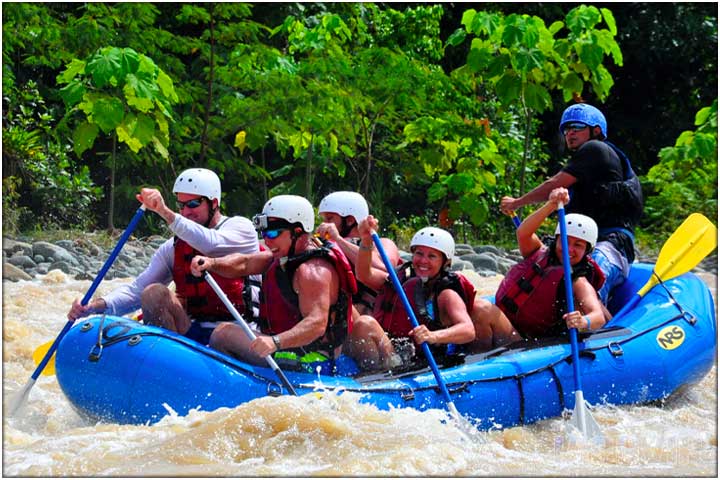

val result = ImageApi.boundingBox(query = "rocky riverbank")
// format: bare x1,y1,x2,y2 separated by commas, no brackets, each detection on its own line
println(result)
3,234,717,285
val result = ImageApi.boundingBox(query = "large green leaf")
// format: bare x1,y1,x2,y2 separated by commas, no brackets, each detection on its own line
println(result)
56,58,86,84
495,72,521,106
72,121,99,157
86,47,124,88
125,73,159,100
92,96,125,133
58,81,86,108
116,114,143,153
133,113,155,146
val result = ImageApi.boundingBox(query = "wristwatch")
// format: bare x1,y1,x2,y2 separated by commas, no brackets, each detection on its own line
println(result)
272,335,282,351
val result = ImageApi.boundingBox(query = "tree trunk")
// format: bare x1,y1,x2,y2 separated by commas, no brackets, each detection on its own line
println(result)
305,134,314,202
108,133,117,231
519,93,532,197
199,3,215,163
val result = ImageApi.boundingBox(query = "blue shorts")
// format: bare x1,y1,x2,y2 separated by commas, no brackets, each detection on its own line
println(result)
591,244,628,304
184,322,215,346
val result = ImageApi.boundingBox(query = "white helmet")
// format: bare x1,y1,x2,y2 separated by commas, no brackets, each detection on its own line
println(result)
173,168,221,204
318,191,369,222
555,213,598,249
410,227,455,261
261,195,315,233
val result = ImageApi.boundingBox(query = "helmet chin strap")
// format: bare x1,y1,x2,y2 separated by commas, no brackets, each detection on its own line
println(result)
339,217,356,238
204,199,218,228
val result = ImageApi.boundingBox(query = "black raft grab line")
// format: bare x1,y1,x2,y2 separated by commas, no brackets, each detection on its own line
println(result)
84,325,292,391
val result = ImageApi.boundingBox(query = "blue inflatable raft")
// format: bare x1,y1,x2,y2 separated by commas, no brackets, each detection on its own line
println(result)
55,263,716,428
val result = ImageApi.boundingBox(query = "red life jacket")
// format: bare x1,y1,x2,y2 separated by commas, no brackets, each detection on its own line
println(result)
173,237,247,318
495,245,605,339
258,242,357,353
372,267,477,338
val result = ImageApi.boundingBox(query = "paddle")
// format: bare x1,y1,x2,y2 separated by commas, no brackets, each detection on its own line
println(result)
508,211,522,228
9,205,147,416
557,203,604,441
370,232,467,425
200,263,298,396
612,213,717,321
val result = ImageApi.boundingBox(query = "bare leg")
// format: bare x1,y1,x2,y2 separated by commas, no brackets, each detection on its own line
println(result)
209,323,266,366
469,298,520,353
343,315,396,371
140,283,191,334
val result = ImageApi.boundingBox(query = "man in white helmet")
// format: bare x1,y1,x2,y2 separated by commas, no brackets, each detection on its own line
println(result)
316,191,401,315
67,168,260,345
190,194,362,375
496,187,611,339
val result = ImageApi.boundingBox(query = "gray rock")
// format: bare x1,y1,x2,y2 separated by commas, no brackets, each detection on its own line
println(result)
454,244,475,256
496,257,518,275
3,238,33,257
474,245,504,256
48,260,76,274
459,252,499,271
7,255,37,269
55,239,76,251
450,259,474,272
33,241,79,266
3,262,32,281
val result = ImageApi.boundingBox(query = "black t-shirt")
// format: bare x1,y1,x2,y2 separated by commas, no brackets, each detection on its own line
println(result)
562,140,625,221
561,139,637,261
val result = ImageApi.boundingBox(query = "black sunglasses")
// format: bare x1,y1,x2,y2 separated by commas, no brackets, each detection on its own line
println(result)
562,123,589,134
177,198,205,210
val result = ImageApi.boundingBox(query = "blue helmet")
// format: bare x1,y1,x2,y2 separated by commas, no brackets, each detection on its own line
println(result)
559,104,607,139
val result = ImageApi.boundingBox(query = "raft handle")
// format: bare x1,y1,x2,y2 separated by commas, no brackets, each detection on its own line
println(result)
447,382,470,395
400,387,415,401
683,312,697,326
267,382,283,397
88,343,103,362
607,342,623,357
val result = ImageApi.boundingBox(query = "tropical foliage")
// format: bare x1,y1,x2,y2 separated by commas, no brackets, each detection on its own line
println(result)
1,3,717,248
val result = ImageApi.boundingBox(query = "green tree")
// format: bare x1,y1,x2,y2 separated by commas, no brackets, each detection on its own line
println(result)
452,5,622,200
643,100,718,238
56,46,178,229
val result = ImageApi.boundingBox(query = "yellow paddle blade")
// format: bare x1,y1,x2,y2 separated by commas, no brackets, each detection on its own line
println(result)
638,213,718,296
31,340,57,376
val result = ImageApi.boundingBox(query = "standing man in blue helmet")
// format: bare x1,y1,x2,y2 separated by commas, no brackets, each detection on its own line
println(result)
500,103,643,304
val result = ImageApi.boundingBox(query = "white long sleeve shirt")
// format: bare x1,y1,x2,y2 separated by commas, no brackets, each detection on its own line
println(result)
102,214,259,316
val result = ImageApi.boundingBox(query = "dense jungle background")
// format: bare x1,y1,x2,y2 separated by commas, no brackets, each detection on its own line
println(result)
2,3,717,249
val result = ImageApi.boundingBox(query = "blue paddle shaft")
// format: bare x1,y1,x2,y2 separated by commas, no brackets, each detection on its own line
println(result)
31,205,147,381
370,233,456,408
557,205,584,393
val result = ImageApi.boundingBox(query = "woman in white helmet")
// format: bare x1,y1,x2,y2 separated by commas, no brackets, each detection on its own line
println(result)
190,194,362,376
67,168,260,345
344,217,519,370
316,191,401,315
496,187,611,340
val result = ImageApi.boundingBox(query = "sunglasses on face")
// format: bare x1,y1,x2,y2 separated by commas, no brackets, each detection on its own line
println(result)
562,123,589,134
177,198,205,210
261,228,286,240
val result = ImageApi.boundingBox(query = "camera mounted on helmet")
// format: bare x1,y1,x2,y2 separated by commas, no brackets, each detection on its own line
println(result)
252,214,292,232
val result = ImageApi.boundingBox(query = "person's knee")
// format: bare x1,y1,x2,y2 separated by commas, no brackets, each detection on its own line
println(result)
209,323,234,351
141,283,172,309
